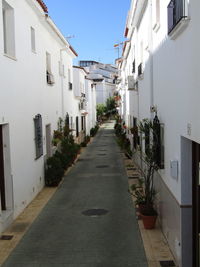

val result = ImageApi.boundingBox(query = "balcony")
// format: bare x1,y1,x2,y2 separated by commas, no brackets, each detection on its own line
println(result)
168,0,189,38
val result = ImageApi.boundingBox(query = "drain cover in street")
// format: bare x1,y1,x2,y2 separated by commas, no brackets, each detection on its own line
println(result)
97,154,107,156
0,235,13,240
78,158,91,162
159,260,175,267
96,165,109,168
82,209,108,217
128,176,139,179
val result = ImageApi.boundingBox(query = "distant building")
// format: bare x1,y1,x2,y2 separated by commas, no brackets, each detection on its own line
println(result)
79,61,118,105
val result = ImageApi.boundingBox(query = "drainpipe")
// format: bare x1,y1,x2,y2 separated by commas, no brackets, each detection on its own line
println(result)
60,48,67,119
149,0,154,120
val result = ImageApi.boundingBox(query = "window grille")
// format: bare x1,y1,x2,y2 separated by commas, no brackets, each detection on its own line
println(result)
34,114,43,159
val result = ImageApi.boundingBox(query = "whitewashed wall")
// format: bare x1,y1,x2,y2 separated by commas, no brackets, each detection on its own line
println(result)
0,0,76,232
120,0,199,266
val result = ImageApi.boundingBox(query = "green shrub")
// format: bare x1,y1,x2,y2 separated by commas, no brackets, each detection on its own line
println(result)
45,154,64,187
90,125,99,137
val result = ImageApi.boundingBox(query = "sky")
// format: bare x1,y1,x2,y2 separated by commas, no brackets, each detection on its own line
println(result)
44,0,131,65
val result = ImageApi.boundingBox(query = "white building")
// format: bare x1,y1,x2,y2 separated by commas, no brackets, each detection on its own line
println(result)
0,0,78,233
80,60,118,105
118,0,199,266
73,66,97,139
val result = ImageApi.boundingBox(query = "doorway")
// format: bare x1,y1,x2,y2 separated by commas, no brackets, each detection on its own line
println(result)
0,125,6,210
192,141,200,267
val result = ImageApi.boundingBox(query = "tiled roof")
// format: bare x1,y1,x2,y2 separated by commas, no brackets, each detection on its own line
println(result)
69,45,78,57
36,0,48,13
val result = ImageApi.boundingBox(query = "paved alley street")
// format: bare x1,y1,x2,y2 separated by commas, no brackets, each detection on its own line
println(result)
2,122,147,267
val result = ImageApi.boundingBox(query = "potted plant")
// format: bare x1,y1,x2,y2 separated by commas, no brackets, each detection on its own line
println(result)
129,117,161,229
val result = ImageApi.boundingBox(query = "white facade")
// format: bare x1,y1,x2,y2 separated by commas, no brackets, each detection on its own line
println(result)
85,78,97,136
0,0,77,233
119,0,199,266
83,61,118,105
73,66,97,140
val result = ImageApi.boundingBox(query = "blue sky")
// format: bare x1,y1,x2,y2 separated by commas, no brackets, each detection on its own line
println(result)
44,0,131,65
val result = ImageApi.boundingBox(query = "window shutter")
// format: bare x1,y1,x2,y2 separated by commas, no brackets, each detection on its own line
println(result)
34,114,43,159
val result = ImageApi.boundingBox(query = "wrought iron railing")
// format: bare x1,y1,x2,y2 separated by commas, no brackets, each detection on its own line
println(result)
168,0,187,34
132,60,135,73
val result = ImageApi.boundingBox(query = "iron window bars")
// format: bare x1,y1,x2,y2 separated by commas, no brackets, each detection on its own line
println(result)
138,63,143,76
168,0,187,34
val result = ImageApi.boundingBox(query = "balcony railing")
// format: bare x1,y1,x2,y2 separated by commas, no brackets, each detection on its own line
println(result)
132,60,135,73
168,0,187,34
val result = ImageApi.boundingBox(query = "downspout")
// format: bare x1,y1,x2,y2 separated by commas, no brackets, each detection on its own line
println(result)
149,0,154,120
60,48,67,119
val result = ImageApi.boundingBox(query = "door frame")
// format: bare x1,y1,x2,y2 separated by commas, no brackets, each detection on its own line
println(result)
192,141,200,267
0,125,6,210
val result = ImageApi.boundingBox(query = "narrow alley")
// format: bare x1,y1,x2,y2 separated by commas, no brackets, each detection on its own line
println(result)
2,122,147,267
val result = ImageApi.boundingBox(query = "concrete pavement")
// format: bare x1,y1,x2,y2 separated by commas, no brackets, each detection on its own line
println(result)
2,121,147,267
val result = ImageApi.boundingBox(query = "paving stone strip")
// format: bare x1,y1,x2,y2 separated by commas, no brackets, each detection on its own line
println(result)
1,121,147,267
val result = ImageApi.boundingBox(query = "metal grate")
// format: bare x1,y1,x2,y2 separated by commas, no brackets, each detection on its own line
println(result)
160,260,175,267
77,158,91,162
97,154,107,156
0,235,13,240
82,209,108,217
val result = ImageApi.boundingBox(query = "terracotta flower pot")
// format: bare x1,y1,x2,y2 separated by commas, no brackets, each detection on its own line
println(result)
138,204,147,214
140,213,157,229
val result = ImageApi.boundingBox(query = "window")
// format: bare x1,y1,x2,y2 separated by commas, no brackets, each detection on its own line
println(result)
138,41,143,77
68,69,72,90
46,52,54,85
152,0,160,31
132,60,135,73
31,27,36,52
138,63,143,76
168,0,188,35
34,114,43,159
2,0,15,58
